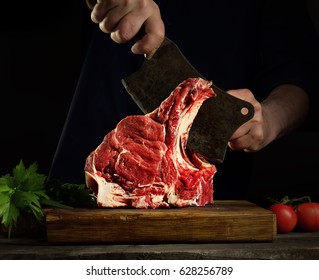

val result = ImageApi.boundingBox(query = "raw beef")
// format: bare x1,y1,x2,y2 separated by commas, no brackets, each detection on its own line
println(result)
84,77,217,209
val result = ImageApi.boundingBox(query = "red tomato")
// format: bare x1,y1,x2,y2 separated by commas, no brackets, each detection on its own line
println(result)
269,204,297,234
295,202,319,232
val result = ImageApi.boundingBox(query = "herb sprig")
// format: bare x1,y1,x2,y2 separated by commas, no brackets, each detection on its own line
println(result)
0,160,70,237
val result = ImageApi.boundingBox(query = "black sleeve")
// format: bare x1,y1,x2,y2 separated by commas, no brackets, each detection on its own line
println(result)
255,0,319,123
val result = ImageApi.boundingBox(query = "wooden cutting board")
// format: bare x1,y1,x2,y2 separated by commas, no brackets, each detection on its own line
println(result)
45,200,276,244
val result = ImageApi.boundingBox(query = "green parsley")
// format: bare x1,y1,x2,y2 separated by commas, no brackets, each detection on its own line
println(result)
45,180,97,208
0,160,70,237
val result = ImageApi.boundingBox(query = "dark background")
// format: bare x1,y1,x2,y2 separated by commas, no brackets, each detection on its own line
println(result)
0,1,318,202
0,1,90,174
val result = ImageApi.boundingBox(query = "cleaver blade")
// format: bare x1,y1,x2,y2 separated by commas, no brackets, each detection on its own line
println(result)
121,37,254,164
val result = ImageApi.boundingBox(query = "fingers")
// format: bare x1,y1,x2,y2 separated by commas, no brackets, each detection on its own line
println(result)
227,88,265,152
90,0,165,55
228,124,264,152
131,13,164,54
91,1,117,25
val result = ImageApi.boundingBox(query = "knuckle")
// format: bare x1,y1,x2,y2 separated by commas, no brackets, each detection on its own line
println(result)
91,11,102,23
99,21,111,33
115,28,132,42
106,0,117,5
252,129,264,143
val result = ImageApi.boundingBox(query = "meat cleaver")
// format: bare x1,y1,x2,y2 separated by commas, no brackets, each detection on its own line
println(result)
121,37,254,164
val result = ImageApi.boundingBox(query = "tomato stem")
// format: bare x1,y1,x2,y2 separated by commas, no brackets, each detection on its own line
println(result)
268,195,312,207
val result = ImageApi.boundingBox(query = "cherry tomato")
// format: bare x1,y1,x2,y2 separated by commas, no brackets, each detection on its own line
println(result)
269,204,297,234
295,202,319,232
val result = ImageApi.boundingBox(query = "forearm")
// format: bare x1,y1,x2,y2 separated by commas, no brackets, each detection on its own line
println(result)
227,84,310,152
261,84,310,142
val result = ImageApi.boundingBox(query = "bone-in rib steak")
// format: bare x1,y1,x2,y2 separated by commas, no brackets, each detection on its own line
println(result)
84,77,217,209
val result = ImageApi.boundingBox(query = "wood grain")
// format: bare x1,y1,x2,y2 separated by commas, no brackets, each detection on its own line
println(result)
45,200,276,244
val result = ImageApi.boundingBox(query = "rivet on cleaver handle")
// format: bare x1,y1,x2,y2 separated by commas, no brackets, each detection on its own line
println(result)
121,37,254,164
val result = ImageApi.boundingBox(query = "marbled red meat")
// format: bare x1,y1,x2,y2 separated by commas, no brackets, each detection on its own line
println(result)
84,77,217,209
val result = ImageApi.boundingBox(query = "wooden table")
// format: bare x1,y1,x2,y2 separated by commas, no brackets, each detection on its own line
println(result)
1,231,319,260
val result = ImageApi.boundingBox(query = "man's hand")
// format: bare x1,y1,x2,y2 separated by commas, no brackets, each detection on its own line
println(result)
226,89,266,152
90,0,165,55
227,85,309,152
